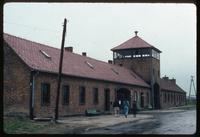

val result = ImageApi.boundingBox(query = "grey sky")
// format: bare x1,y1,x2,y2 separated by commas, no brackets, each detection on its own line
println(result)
3,3,196,96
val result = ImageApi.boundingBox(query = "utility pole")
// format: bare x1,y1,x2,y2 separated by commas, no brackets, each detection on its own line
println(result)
188,75,196,102
55,18,67,121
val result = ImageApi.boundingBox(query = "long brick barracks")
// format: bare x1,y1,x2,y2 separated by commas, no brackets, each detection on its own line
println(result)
3,31,186,119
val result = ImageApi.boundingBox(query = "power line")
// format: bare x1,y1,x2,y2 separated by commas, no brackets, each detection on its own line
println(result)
4,21,61,35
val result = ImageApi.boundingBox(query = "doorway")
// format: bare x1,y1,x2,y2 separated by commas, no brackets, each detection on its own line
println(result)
116,88,131,105
154,83,160,109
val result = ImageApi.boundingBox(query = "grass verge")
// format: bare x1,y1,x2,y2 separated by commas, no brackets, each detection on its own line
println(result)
3,116,57,134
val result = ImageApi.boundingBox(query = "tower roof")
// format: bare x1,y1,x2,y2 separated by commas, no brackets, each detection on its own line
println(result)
111,33,161,53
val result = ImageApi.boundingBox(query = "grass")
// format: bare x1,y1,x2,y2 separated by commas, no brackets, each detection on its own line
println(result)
3,116,56,134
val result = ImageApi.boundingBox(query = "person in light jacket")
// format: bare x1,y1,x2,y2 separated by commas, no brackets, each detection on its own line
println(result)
122,99,130,118
113,99,120,116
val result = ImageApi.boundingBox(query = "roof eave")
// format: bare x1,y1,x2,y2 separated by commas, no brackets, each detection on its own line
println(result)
34,69,150,88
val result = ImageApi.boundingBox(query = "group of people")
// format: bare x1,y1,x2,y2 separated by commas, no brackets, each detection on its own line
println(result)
113,99,137,118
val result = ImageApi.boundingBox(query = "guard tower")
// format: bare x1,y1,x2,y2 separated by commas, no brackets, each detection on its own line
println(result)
111,31,162,109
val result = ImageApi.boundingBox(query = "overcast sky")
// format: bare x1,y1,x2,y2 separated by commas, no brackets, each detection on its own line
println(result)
3,3,196,96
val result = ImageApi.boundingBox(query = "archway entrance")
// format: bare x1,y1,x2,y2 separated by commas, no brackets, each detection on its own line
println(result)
116,88,131,105
154,83,160,109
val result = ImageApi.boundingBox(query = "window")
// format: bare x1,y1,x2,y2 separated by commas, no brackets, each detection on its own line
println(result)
40,50,51,59
111,68,119,75
147,92,149,105
93,88,99,104
85,61,94,69
79,86,85,105
62,85,70,105
171,94,173,103
164,92,167,103
41,83,50,106
168,93,170,103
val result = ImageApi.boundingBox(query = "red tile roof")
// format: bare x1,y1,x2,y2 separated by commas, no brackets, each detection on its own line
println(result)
160,79,185,93
4,33,150,88
111,36,161,53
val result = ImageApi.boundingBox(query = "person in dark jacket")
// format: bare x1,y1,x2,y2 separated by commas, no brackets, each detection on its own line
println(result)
132,100,137,117
113,99,120,116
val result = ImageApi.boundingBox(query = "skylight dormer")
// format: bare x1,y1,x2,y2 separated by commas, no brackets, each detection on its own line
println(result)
85,61,94,69
111,68,119,75
40,50,51,59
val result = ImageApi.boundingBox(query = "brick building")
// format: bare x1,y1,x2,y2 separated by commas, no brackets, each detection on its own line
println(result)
3,32,186,119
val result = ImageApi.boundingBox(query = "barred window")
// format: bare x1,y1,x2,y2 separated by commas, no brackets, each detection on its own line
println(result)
164,92,167,103
41,83,50,106
93,88,98,104
62,85,70,105
79,86,85,105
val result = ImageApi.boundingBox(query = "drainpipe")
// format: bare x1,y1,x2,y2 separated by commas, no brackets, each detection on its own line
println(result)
30,70,38,120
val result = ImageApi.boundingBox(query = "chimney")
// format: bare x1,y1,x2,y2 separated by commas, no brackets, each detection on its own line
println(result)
82,52,87,56
134,31,138,36
170,78,176,84
64,47,73,52
163,75,169,80
108,60,113,64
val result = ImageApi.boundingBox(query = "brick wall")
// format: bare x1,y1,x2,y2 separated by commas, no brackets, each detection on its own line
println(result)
33,72,150,118
3,42,150,118
114,57,160,84
160,90,186,108
3,43,31,116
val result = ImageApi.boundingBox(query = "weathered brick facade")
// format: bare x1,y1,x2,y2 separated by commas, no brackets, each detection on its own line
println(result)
114,58,160,84
4,43,149,118
3,42,31,116
3,33,187,119
33,72,149,118
160,90,186,108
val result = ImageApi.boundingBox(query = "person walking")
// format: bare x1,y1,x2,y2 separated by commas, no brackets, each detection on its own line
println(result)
122,99,130,118
132,100,137,117
113,99,120,116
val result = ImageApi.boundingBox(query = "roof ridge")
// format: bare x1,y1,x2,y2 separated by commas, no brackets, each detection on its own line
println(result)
4,33,150,88
4,33,60,51
4,33,114,65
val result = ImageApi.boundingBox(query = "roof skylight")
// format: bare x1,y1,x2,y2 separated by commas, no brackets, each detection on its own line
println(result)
111,68,119,75
40,50,51,59
85,61,94,69
130,72,137,79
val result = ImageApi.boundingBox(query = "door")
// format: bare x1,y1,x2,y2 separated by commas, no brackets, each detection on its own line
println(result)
104,89,110,111
154,83,160,109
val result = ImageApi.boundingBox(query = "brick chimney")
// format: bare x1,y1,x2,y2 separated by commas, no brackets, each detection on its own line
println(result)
108,60,113,64
163,75,169,80
170,78,176,84
64,47,73,52
82,52,87,56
